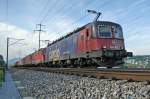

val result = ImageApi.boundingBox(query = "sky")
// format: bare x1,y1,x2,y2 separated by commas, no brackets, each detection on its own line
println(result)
0,0,150,61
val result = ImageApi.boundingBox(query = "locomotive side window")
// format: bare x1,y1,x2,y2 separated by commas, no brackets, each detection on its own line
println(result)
98,25,112,38
86,29,89,37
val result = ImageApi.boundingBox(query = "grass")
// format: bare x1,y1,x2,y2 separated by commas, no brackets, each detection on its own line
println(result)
0,67,5,86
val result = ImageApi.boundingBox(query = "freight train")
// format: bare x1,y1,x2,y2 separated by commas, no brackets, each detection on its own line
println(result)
15,21,132,68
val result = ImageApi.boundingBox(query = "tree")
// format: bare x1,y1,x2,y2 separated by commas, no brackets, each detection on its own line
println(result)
0,55,5,66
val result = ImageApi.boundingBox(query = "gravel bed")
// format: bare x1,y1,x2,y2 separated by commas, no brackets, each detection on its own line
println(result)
11,69,150,99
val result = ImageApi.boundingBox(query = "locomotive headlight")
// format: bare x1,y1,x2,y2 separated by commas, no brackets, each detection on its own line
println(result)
120,46,124,49
103,46,106,49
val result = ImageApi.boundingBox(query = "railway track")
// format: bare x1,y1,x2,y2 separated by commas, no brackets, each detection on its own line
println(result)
14,67,150,82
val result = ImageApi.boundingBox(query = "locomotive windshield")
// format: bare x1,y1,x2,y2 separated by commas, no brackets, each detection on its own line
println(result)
98,24,123,38
98,25,112,38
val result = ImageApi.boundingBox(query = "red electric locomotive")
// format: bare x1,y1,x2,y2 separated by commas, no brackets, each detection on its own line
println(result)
15,48,45,66
44,21,132,68
76,21,132,67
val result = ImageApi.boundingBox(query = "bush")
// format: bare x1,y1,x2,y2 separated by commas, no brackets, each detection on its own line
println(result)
0,68,5,86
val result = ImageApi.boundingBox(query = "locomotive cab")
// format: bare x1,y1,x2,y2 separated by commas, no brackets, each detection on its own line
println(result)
83,21,132,67
94,21,125,50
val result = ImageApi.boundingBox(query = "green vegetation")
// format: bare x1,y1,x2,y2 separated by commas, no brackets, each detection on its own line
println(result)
125,55,150,68
0,55,5,67
0,68,5,86
0,60,5,66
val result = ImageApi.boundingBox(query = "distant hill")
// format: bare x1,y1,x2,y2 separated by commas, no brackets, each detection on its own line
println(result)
8,58,20,66
128,55,150,60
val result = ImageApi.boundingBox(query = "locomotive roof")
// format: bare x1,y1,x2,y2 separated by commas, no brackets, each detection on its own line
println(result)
47,21,121,47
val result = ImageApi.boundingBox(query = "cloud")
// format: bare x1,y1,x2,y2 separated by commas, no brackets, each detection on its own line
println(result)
46,16,76,36
124,26,150,55
130,0,146,7
0,14,76,61
0,22,57,61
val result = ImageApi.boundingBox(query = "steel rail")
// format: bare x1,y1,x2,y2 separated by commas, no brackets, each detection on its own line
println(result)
14,67,150,82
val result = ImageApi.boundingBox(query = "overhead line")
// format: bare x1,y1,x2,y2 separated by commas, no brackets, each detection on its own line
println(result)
40,0,118,38
35,0,50,24
45,1,110,36
45,0,110,26
43,0,78,24
40,0,64,24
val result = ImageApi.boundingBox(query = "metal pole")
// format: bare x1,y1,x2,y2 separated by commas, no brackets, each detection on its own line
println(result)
6,37,9,70
39,24,42,49
34,24,45,50
6,37,24,69
39,26,41,49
